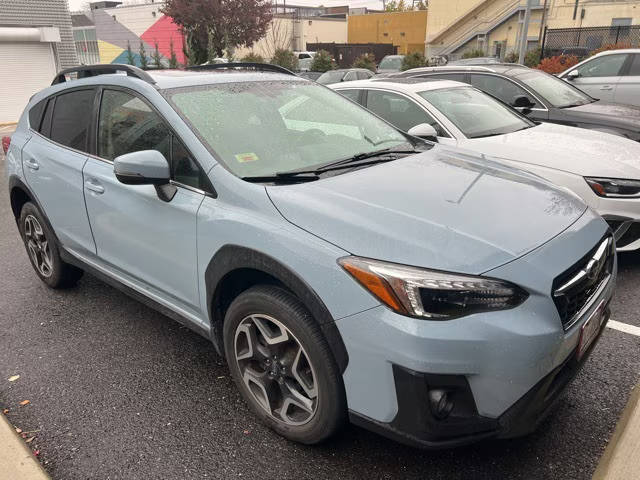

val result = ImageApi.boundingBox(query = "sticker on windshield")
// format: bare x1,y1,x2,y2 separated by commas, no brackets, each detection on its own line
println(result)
235,152,259,163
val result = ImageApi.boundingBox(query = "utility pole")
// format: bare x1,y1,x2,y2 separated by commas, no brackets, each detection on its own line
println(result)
518,0,535,64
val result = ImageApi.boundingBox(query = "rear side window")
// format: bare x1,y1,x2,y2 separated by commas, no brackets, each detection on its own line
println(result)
29,100,46,131
50,89,95,152
627,54,640,76
98,89,170,161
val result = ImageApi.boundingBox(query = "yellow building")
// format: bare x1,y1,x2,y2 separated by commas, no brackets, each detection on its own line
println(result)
426,0,640,60
348,10,428,54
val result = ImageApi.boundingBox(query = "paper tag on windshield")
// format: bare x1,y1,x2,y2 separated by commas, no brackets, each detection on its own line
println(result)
235,152,259,163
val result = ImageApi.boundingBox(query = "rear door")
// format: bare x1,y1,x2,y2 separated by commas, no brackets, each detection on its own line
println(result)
82,87,209,318
614,53,640,106
567,53,629,102
22,89,97,255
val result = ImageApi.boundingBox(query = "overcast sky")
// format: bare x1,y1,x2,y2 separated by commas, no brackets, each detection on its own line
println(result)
67,0,385,12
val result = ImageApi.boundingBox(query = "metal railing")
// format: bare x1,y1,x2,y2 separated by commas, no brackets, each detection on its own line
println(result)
541,25,640,59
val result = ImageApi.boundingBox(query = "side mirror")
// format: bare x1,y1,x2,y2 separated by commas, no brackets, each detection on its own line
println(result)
566,69,580,80
512,95,536,109
114,150,177,202
407,123,438,142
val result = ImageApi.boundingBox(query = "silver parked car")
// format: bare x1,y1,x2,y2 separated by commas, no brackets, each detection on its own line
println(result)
559,49,640,106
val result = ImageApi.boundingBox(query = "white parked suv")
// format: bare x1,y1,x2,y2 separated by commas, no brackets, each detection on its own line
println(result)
558,49,640,107
331,78,640,250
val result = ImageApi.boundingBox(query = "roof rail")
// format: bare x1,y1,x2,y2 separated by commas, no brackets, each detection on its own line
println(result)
187,62,296,76
51,64,156,86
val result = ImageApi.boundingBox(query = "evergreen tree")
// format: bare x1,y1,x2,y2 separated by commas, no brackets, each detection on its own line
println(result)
126,41,135,65
139,41,149,69
169,37,179,68
152,41,163,68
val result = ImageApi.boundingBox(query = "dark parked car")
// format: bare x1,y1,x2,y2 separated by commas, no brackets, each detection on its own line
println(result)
393,64,640,141
316,68,374,85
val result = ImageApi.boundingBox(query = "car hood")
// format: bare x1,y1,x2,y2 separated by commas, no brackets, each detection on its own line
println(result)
464,123,640,177
566,101,640,130
267,146,586,274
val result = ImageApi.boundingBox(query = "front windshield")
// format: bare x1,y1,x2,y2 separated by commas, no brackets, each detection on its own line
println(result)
418,86,533,138
379,56,403,70
317,70,346,84
164,80,410,178
516,70,593,108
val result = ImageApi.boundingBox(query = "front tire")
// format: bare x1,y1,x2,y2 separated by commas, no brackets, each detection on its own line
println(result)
19,202,83,289
223,285,346,444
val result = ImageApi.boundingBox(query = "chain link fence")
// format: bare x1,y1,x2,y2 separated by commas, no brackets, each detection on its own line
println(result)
541,25,640,59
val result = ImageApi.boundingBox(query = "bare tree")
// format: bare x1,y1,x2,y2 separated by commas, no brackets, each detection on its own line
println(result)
263,17,294,60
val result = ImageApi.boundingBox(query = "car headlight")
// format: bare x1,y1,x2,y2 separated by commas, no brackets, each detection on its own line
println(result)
338,256,528,320
585,177,640,198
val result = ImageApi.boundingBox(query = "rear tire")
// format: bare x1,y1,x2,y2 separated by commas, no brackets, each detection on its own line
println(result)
19,202,83,289
223,285,346,444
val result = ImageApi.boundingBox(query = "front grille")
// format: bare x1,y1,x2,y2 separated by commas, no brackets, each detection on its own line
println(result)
552,236,614,330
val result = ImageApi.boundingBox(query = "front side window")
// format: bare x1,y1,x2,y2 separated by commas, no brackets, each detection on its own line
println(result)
357,71,373,80
98,89,208,190
365,90,448,137
50,89,95,152
576,54,628,77
338,89,362,103
98,89,170,161
470,74,541,108
418,86,533,139
516,69,593,108
164,80,410,178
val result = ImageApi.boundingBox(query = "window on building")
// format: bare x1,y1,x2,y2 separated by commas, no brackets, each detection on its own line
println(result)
611,18,632,27
50,89,95,152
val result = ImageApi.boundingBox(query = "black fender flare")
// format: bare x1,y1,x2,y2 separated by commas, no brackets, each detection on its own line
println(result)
8,176,60,240
205,245,349,373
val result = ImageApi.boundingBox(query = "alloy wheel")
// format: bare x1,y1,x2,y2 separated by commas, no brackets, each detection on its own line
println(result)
234,314,318,426
24,215,53,278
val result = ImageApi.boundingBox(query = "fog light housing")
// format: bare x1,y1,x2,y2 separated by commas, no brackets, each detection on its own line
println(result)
429,389,455,420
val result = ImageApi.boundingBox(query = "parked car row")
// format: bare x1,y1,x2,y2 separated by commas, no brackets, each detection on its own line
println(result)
3,62,621,451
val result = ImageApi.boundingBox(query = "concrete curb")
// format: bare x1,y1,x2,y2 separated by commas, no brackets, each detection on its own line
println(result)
593,385,640,480
0,411,49,480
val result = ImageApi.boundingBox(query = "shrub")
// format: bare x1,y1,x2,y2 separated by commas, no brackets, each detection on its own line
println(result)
461,48,485,59
536,55,579,74
590,42,632,57
310,50,335,72
271,49,298,71
401,51,427,71
524,47,541,68
241,52,265,63
352,53,376,72
504,51,519,63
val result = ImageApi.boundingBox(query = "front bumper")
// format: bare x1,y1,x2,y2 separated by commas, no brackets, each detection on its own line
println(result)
349,303,610,449
336,209,615,448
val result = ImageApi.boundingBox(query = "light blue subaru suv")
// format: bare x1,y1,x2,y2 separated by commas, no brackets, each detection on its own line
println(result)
5,64,616,448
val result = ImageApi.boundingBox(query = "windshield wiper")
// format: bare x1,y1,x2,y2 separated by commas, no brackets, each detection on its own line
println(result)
276,147,421,177
242,174,319,184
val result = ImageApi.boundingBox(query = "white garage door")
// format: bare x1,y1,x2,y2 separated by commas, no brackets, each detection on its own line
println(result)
0,42,57,124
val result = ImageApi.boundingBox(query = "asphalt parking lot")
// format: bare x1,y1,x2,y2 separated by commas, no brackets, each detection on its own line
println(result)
1,131,639,480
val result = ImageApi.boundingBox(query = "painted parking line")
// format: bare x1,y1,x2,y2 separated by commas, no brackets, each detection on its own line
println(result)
607,319,640,337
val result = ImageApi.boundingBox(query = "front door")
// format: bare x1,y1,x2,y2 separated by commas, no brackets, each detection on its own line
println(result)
83,88,208,318
615,53,640,107
568,53,629,102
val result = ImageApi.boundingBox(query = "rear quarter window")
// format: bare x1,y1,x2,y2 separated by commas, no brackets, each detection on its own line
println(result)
28,99,46,131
